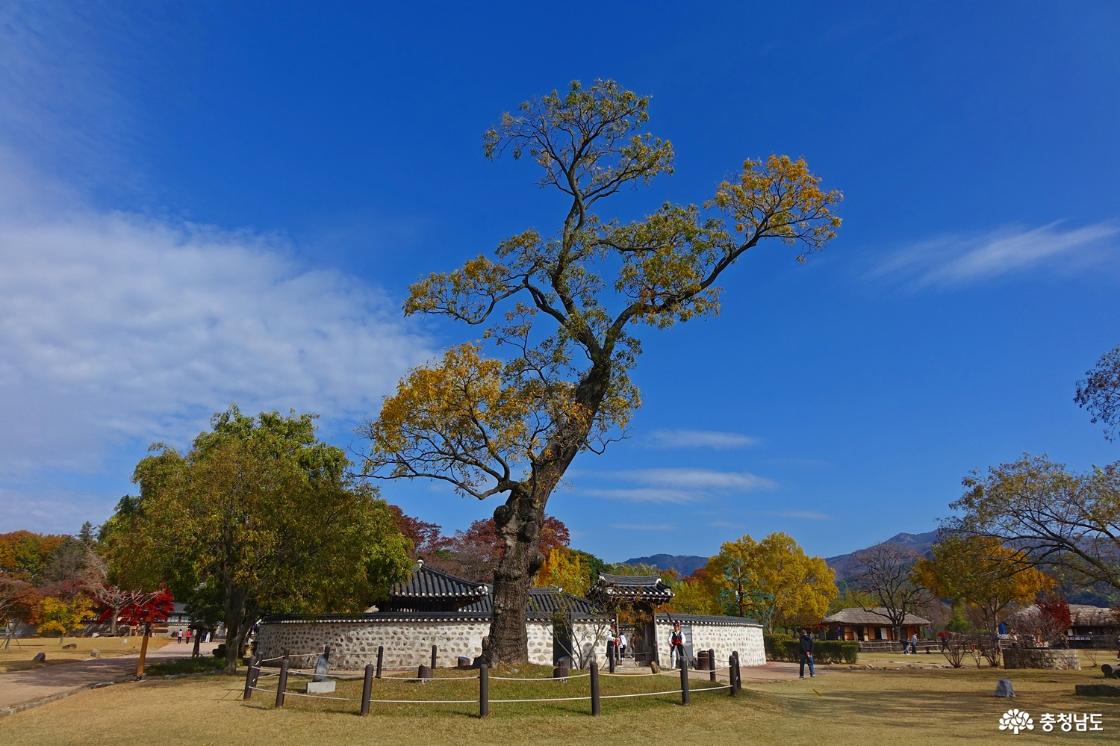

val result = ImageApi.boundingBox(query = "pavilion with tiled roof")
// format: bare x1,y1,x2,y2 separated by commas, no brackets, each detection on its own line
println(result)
382,560,489,612
589,574,674,606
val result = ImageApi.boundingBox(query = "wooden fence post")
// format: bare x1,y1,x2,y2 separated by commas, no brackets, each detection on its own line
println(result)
607,640,616,673
375,645,384,679
275,655,289,708
360,663,374,716
590,660,600,716
732,651,741,693
242,657,259,700
431,644,438,672
679,651,690,705
728,655,736,696
708,648,716,682
479,663,489,718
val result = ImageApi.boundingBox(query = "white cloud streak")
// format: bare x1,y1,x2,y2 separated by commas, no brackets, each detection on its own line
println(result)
646,429,760,449
872,221,1118,289
0,155,433,477
566,467,776,504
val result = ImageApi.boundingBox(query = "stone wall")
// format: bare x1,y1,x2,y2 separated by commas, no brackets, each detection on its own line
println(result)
256,618,610,670
653,617,766,668
1003,647,1081,670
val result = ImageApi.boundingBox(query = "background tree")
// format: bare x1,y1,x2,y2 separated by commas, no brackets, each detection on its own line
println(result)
854,545,931,642
668,566,723,616
1075,344,1120,440
102,406,413,672
710,532,836,630
534,546,589,596
913,535,1053,632
827,581,878,615
37,595,93,644
363,80,841,663
0,576,38,648
948,455,1120,596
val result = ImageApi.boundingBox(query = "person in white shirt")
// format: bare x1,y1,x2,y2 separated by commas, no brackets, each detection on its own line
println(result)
618,632,628,661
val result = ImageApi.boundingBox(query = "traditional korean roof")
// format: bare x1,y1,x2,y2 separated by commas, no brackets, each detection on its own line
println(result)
388,561,488,601
459,586,606,620
656,613,761,627
1009,604,1119,628
589,574,674,604
822,608,931,626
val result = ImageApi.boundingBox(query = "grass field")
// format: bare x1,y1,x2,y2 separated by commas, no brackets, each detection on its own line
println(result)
1,662,1118,744
0,636,172,673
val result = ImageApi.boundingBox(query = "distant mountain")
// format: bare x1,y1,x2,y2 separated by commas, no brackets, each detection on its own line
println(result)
825,530,939,583
621,554,708,577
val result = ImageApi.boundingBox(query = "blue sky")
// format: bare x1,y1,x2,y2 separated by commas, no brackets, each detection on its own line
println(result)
1,1,1117,561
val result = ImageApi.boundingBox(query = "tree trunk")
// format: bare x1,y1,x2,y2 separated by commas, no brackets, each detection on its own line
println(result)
483,361,613,664
485,486,545,664
223,586,247,674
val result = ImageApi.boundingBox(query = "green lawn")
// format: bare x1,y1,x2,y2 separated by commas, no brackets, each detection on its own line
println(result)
2,661,1119,744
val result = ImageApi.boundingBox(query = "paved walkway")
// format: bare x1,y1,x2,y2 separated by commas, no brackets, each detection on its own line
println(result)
0,642,218,713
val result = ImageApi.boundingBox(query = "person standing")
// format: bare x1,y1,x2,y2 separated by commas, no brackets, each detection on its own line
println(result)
176,629,183,644
910,632,918,654
618,631,628,661
669,621,684,669
799,629,815,679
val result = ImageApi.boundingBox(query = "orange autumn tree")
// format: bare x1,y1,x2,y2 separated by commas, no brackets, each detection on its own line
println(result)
365,80,842,663
913,535,1053,632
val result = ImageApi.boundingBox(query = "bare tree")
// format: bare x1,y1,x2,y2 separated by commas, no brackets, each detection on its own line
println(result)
854,545,931,643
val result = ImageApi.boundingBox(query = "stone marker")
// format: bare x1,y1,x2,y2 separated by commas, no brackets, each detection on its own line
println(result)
1102,664,1115,679
89,649,100,658
649,661,660,674
995,679,1015,697
305,644,336,694
33,652,45,663
62,643,76,650
457,656,471,670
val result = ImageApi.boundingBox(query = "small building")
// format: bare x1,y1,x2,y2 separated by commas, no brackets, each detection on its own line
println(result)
822,608,930,642
1008,604,1120,647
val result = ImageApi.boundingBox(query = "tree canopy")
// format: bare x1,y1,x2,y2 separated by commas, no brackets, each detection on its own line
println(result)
102,406,412,671
363,79,841,662
1075,344,1120,441
947,454,1120,597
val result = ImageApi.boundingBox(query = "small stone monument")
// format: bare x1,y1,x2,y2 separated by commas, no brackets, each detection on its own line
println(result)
32,652,46,663
305,645,336,694
994,679,1015,698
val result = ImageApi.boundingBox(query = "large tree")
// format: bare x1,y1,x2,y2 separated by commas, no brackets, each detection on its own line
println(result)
364,80,841,663
948,454,1120,597
103,406,413,672
912,535,1052,632
709,532,836,630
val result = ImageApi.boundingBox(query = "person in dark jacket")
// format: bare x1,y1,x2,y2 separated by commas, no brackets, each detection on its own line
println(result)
799,629,815,679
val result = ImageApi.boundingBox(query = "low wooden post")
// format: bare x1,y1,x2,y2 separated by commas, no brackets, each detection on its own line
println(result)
728,655,736,696
275,655,289,708
679,652,690,705
375,645,384,679
134,622,151,679
242,657,259,700
479,663,489,718
607,640,616,673
360,663,374,716
708,648,716,682
590,660,600,716
192,632,201,659
431,644,438,672
732,651,742,693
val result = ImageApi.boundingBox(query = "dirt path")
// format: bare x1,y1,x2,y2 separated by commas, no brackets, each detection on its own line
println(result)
0,642,218,713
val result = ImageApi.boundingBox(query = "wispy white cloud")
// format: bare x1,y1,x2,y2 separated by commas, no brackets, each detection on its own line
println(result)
646,429,760,449
871,221,1118,289
608,523,675,531
0,152,433,478
565,467,776,504
768,510,831,521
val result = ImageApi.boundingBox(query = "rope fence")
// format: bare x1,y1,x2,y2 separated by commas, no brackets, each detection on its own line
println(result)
242,647,745,718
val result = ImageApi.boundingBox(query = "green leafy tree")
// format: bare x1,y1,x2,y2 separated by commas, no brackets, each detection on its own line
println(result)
1075,344,1120,440
103,406,412,672
364,80,841,662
